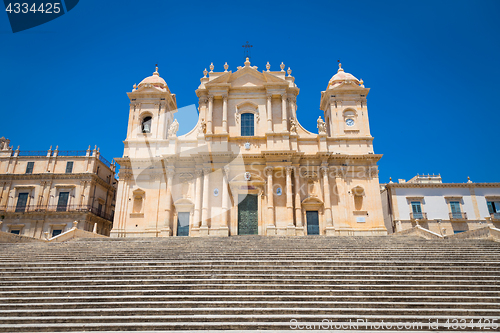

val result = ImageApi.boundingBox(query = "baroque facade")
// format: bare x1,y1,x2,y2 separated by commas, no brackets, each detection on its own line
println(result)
0,138,117,239
381,174,500,235
112,59,388,237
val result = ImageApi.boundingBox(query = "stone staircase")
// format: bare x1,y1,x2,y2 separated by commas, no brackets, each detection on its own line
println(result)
0,236,499,332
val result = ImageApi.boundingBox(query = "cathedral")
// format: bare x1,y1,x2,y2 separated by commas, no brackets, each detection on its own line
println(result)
111,58,387,237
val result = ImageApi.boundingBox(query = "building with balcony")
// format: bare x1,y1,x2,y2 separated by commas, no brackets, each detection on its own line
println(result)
381,174,500,235
0,137,118,239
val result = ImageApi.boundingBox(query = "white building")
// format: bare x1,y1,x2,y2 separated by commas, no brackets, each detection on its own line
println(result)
381,174,500,235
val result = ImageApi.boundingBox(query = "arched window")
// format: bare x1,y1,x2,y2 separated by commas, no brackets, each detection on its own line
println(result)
142,116,152,133
241,113,254,136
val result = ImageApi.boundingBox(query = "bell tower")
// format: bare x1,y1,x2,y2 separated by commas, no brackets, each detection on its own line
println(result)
123,66,177,158
319,63,373,154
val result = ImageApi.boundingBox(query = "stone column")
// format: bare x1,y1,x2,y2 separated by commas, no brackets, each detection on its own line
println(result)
294,167,303,229
220,166,229,236
321,166,334,233
83,181,91,207
281,93,287,131
285,166,295,235
266,94,273,132
290,97,297,118
200,167,210,236
207,95,213,134
0,182,10,208
265,166,275,235
193,169,203,228
164,169,174,230
222,95,228,133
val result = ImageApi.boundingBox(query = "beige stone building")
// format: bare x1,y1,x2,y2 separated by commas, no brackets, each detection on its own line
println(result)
112,59,387,237
0,137,117,239
381,174,500,235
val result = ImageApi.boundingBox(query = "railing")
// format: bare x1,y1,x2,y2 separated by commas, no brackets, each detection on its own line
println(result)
0,205,114,222
17,151,51,157
410,212,427,220
99,154,112,168
56,150,88,157
491,213,500,221
449,212,467,220
10,150,114,169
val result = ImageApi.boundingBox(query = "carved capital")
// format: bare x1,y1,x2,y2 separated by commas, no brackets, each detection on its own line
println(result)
199,96,208,105
178,173,193,181
222,95,228,102
208,95,214,102
119,172,133,181
285,166,293,176
267,94,272,101
195,169,203,177
166,169,176,178
150,173,163,181
264,166,274,177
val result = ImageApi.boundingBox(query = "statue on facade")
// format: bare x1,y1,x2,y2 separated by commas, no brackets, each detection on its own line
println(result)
290,118,297,135
198,120,206,135
317,116,326,134
0,137,10,150
168,119,179,137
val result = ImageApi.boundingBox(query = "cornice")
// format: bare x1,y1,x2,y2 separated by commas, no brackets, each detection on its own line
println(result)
0,173,116,191
385,182,500,189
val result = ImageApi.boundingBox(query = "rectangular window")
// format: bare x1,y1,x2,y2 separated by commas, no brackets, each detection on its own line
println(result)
25,162,34,174
65,161,74,173
10,230,20,235
15,193,29,212
450,201,462,219
487,201,500,214
52,229,62,237
241,113,254,136
97,203,103,216
411,201,423,219
57,192,69,212
450,201,461,213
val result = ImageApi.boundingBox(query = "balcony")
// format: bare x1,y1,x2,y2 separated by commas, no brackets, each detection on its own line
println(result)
491,213,500,221
0,205,114,222
449,212,467,220
410,212,427,220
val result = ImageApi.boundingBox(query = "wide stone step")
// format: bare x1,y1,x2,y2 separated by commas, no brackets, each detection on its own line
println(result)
2,266,500,275
2,299,499,310
2,307,500,318
1,274,497,284
1,289,499,303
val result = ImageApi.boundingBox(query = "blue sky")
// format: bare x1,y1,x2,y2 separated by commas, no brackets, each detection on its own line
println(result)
1,0,499,183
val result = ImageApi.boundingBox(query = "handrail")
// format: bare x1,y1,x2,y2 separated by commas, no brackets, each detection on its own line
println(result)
410,212,427,220
449,212,468,220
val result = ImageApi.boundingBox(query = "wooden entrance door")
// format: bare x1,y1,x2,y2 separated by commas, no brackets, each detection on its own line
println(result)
238,194,258,235
306,211,319,235
177,212,190,236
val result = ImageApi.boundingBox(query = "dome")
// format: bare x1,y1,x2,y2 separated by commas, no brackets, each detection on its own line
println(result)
138,66,168,88
326,63,360,90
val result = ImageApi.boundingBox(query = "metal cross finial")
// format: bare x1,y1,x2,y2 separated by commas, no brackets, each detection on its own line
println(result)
242,41,253,59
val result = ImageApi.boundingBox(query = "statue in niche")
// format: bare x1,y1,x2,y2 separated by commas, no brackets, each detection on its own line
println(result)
168,119,179,137
290,118,297,134
198,119,206,135
317,116,326,134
